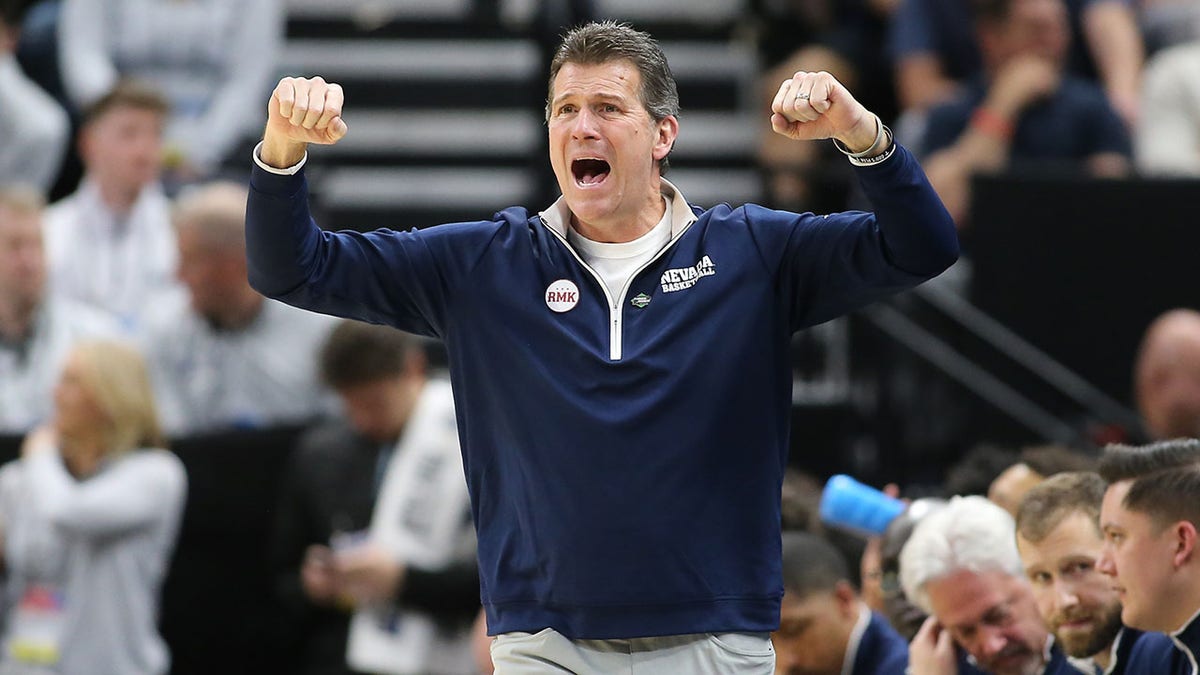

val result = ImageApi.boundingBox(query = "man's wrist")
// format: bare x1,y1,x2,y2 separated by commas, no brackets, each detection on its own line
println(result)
253,141,307,176
260,134,308,170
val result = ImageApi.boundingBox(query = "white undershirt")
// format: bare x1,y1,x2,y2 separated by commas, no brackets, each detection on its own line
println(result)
567,197,672,301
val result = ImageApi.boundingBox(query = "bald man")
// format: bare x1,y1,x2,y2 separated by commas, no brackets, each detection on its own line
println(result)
1134,309,1200,440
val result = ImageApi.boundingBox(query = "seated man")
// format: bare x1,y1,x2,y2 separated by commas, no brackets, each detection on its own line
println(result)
271,320,477,675
0,186,118,434
140,181,336,436
901,495,1071,674
921,0,1131,226
1097,439,1200,672
1015,471,1172,674
774,531,908,675
1132,309,1200,440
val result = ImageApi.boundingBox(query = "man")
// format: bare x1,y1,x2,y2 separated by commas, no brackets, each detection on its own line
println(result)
1097,439,1200,672
271,320,477,675
42,81,182,331
1015,471,1168,674
901,495,1071,675
246,21,958,672
0,186,118,434
921,0,1131,226
139,181,336,437
774,531,908,675
1132,309,1200,440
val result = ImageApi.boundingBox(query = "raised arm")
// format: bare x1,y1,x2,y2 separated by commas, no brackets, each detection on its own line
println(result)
22,440,185,540
766,71,959,328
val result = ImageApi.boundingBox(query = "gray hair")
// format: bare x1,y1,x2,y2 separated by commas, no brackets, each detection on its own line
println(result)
545,20,679,170
172,181,248,252
899,495,1024,613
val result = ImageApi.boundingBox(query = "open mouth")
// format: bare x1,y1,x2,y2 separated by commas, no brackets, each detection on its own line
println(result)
571,158,610,187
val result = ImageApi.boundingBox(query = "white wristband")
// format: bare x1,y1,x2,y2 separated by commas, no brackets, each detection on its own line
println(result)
832,115,896,166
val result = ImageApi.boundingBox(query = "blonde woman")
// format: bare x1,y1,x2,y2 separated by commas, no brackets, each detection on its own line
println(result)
0,340,186,675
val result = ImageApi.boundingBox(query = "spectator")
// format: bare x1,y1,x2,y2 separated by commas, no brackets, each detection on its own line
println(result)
989,444,1096,516
943,443,1019,497
901,495,1069,675
922,0,1132,226
0,339,186,675
42,81,182,331
1015,471,1170,673
888,0,1143,125
0,185,118,434
0,0,68,192
1096,439,1200,654
1135,42,1200,177
773,530,909,675
57,0,283,179
271,320,477,675
1132,308,1200,440
139,181,335,437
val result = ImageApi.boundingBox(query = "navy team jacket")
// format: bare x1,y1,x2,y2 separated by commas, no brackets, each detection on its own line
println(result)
245,143,959,639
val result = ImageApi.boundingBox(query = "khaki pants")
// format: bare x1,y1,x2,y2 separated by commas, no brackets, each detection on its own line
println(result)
490,628,775,674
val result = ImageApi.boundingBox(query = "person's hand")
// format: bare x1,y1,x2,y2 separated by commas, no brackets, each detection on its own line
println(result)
19,426,56,459
770,70,879,154
261,76,347,168
986,56,1061,118
300,544,341,606
333,541,406,605
909,616,957,675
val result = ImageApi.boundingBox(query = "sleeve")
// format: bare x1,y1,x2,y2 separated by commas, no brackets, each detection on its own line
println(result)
1136,49,1200,175
245,166,503,338
887,0,935,62
749,144,959,332
396,560,481,618
1081,86,1133,157
25,450,186,539
169,0,284,171
919,100,972,157
57,0,118,108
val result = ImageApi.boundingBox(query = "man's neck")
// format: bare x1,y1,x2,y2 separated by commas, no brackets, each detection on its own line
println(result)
570,191,666,244
204,292,265,332
0,297,39,345
92,177,143,214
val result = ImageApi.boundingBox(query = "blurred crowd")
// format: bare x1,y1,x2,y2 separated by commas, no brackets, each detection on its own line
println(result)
0,0,1199,673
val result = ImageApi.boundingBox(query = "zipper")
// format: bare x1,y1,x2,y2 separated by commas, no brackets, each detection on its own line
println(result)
541,222,691,361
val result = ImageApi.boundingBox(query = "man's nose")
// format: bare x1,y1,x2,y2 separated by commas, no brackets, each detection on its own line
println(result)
1055,578,1080,609
570,108,600,139
1096,546,1117,577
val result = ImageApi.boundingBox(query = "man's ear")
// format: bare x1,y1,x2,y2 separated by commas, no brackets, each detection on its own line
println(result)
653,115,678,162
1173,520,1198,569
833,580,858,619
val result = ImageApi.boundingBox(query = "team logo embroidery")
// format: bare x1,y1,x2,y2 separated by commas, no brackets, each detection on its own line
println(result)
631,293,652,309
660,255,716,293
545,279,579,312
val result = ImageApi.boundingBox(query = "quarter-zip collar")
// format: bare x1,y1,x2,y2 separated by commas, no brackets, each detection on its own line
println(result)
1170,605,1200,675
538,177,698,241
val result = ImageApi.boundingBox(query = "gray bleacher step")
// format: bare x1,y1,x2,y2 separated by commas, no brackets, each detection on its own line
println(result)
286,0,472,22
281,39,540,81
281,38,755,87
319,166,534,211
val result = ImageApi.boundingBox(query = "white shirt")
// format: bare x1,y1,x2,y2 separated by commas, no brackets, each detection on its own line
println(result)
567,197,673,301
0,298,121,434
1136,42,1200,177
0,53,68,192
139,294,338,437
43,179,184,333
